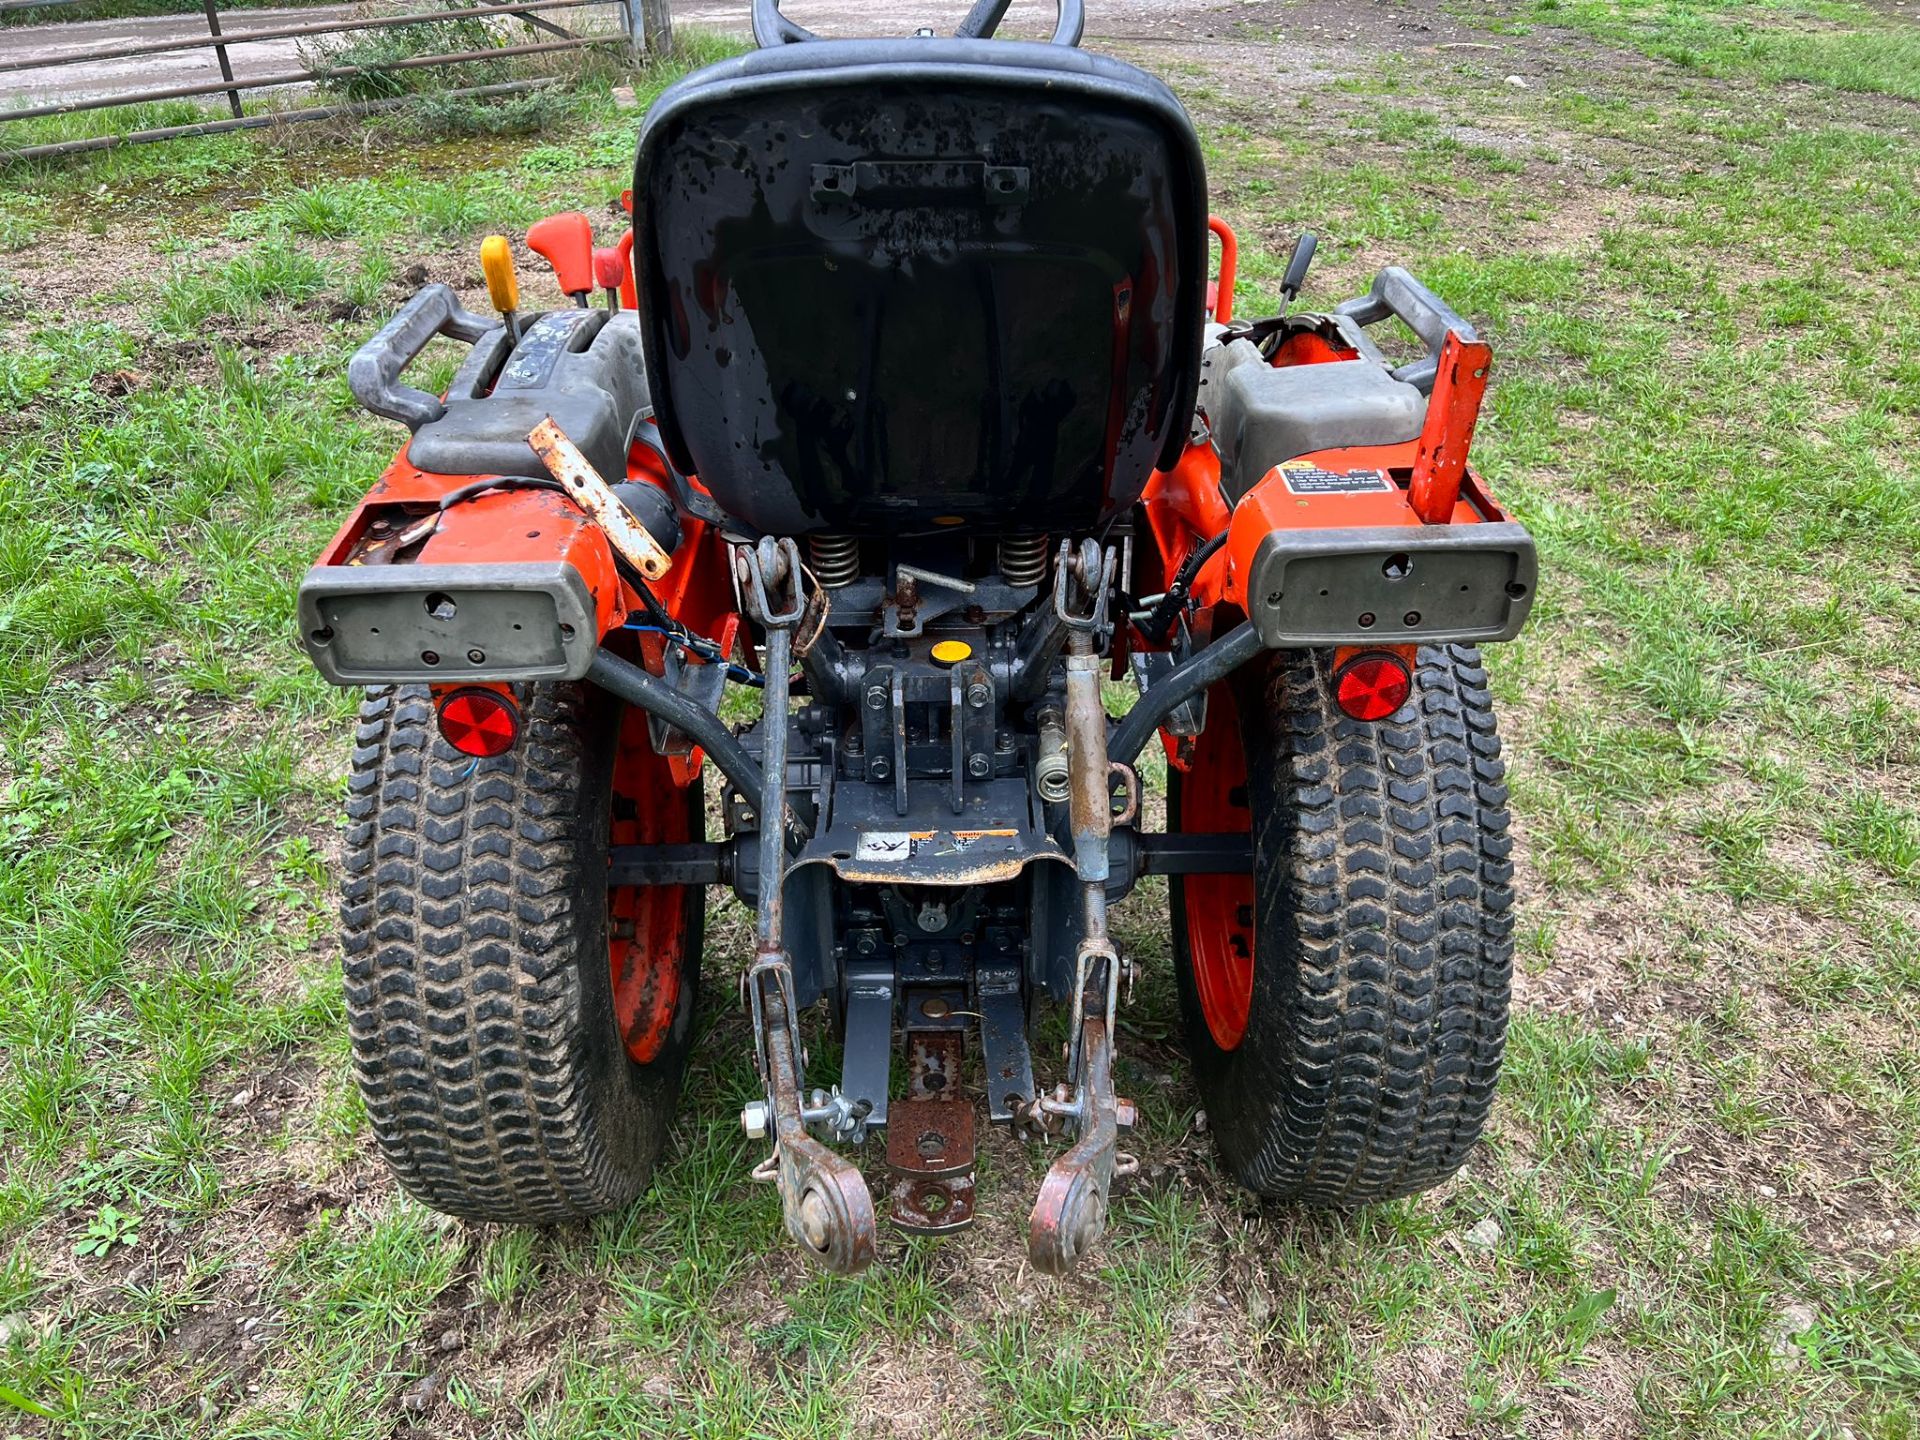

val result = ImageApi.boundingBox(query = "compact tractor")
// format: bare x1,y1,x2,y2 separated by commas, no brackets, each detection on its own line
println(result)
299,0,1534,1274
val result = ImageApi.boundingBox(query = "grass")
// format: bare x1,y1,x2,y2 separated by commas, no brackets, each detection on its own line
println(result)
2,4,1919,1437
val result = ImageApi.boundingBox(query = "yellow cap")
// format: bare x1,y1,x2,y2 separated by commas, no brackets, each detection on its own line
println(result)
931,640,973,666
480,235,519,315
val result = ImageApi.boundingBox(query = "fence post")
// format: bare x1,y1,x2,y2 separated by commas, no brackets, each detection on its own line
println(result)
201,0,243,119
639,0,671,56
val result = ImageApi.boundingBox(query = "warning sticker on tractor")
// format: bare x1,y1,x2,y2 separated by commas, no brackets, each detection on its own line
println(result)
855,831,922,862
853,829,1022,863
1278,461,1392,495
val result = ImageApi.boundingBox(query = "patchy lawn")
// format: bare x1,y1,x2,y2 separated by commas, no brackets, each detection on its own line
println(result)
2,0,1917,1435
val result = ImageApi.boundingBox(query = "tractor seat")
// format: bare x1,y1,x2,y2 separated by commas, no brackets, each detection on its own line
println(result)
631,38,1209,537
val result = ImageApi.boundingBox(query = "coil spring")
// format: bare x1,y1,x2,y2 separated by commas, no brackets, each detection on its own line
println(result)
999,534,1050,588
808,534,860,589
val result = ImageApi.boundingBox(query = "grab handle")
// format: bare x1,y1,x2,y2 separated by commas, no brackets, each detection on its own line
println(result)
347,283,494,430
1333,266,1479,395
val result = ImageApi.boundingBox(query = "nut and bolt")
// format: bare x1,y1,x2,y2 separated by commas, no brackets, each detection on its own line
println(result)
966,681,991,709
865,686,888,710
967,754,991,778
740,1100,770,1139
1115,1097,1139,1130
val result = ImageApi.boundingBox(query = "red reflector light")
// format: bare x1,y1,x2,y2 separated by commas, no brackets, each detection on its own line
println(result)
1333,653,1412,721
437,688,521,757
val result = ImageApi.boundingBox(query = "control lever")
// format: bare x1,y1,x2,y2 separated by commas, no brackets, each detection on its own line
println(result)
479,234,521,343
526,211,595,307
593,247,626,310
1279,231,1318,311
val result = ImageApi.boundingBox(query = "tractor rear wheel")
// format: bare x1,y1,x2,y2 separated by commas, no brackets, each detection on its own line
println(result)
340,681,703,1223
1170,644,1513,1204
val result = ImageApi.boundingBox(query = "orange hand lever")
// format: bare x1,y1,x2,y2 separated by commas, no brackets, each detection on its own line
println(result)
526,211,595,302
593,247,626,309
616,231,637,311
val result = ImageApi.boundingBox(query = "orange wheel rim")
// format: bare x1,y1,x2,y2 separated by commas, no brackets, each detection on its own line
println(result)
1179,682,1254,1051
608,704,693,1065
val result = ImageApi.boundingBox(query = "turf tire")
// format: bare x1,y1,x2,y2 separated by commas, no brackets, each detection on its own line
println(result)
1171,643,1513,1203
340,682,702,1223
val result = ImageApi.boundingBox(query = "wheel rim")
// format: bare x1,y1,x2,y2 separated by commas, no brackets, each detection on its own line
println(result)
1178,681,1255,1051
608,704,693,1065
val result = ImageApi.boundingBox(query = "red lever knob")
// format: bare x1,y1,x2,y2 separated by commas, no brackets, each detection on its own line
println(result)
526,211,595,297
593,246,626,293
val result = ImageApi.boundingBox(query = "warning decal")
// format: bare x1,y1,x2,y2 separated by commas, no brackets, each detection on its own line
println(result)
1278,461,1392,495
854,831,923,862
853,829,1021,863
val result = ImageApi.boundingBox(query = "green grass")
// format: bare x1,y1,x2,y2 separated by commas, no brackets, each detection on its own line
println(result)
1516,0,1920,99
3,4,1920,1437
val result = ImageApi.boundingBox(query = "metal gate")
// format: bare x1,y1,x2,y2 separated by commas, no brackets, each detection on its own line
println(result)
0,0,673,162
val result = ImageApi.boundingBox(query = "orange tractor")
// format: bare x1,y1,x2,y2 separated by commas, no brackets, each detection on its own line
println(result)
298,0,1533,1274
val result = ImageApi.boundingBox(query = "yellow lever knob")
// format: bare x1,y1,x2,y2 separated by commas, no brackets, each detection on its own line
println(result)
480,235,519,315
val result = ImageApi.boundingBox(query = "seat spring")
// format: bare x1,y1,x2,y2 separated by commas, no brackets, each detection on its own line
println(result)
1000,534,1050,588
809,535,860,588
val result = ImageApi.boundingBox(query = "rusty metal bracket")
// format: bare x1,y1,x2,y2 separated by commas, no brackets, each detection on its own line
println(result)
1029,1011,1119,1275
749,957,878,1274
887,1031,978,1235
529,416,673,581
1051,537,1117,636
1028,626,1136,1274
736,539,878,1275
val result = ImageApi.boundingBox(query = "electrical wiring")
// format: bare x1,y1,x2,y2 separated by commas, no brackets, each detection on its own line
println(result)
621,622,764,687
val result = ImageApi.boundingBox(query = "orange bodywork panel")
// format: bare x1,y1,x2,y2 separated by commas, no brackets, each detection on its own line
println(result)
315,455,633,644
1220,444,1512,613
1137,319,1532,766
308,443,738,787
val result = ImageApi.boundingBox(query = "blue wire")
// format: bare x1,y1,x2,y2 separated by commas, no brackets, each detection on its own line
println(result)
621,622,765,687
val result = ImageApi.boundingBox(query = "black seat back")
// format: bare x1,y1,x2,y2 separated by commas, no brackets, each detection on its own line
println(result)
633,39,1207,537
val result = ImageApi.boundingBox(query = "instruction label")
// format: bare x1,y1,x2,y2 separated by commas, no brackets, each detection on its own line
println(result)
1278,461,1392,495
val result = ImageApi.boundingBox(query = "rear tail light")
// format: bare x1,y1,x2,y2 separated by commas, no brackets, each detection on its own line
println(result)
1332,652,1412,721
437,687,521,757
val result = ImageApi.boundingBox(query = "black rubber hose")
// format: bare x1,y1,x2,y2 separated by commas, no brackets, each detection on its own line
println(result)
1139,529,1229,646
1108,623,1265,768
587,649,765,807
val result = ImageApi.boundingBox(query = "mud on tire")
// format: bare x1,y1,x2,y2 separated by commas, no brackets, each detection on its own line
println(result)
340,682,702,1223
1171,643,1513,1204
